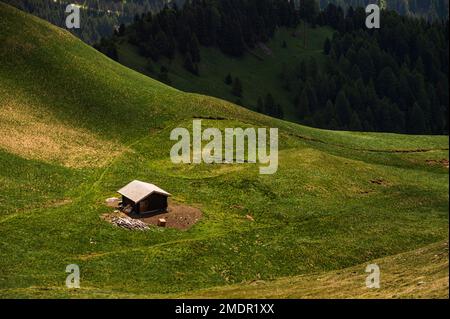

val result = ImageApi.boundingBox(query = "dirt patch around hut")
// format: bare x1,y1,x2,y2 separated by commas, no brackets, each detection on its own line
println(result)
103,197,203,231
129,203,202,230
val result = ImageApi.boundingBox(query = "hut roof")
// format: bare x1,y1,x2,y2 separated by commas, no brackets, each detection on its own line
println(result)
117,180,171,203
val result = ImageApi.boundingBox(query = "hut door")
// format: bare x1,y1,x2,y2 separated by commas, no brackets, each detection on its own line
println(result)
139,200,152,213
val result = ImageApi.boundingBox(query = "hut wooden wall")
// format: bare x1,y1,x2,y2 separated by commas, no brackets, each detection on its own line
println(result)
138,193,168,213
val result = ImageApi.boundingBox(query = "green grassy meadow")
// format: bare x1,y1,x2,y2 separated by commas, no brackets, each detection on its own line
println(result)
0,2,448,298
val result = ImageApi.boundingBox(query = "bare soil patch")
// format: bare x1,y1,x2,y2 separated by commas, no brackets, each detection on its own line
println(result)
370,178,391,186
426,159,449,169
129,203,202,230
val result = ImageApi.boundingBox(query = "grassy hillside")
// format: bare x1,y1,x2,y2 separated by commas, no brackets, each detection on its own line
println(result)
182,240,450,299
3,240,447,298
0,2,448,299
116,24,332,122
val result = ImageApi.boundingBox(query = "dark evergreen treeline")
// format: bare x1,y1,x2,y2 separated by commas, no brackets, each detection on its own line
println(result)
319,0,449,21
5,0,448,45
96,0,448,134
3,0,182,44
280,5,448,134
121,0,299,65
82,0,450,134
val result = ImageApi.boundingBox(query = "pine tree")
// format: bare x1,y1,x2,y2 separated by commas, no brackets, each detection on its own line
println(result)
350,65,362,81
357,48,375,82
264,93,276,116
256,97,264,113
158,66,171,84
232,77,243,97
299,60,308,81
298,88,310,118
183,53,198,75
408,103,427,134
349,112,363,131
335,90,351,127
323,99,336,125
323,38,331,55
146,59,154,73
118,23,126,36
306,84,318,114
377,67,397,100
308,57,319,80
189,33,201,63
225,73,233,85
275,104,284,119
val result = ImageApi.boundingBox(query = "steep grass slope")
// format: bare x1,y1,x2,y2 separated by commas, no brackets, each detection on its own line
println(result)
0,2,448,298
3,240,447,298
183,240,449,299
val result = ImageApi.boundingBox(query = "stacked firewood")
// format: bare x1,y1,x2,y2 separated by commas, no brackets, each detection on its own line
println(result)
110,216,149,231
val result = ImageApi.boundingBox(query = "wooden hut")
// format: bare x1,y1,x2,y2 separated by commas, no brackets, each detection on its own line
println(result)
117,180,171,214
